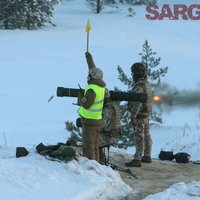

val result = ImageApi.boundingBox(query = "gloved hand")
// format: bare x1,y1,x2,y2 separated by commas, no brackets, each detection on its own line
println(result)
77,90,84,106
85,51,91,58
85,51,96,69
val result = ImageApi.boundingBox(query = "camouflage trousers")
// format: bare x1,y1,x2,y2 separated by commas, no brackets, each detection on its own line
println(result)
132,117,152,160
99,130,120,148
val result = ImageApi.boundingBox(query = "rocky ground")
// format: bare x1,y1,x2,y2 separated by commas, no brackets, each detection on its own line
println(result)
109,149,200,200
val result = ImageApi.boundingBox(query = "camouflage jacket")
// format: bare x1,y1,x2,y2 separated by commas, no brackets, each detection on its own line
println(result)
99,101,121,147
101,101,121,133
129,78,152,119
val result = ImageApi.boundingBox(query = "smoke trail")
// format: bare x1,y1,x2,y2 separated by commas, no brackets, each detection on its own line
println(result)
153,82,200,110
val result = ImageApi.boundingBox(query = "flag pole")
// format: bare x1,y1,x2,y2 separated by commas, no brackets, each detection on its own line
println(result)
85,19,91,52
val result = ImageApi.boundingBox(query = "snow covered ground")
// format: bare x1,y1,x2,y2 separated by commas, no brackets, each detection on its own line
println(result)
144,181,200,200
0,0,200,199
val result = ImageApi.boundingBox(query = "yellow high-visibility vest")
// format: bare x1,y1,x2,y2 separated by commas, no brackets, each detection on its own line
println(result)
78,84,105,120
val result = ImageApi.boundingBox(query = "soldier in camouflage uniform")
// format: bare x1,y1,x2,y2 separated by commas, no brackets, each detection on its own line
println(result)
125,63,152,167
99,90,121,163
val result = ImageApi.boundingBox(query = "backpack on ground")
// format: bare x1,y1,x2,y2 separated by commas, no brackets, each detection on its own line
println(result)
158,150,174,161
16,147,29,158
174,152,190,163
36,142,76,162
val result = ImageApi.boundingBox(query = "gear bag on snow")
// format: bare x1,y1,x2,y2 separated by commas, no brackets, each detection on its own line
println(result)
36,142,76,161
158,150,174,161
16,147,29,158
174,152,191,163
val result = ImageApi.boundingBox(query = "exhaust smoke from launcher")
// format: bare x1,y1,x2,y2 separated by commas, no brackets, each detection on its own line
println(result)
152,82,200,111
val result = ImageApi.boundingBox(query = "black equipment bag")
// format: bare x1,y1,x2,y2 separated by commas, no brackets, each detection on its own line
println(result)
158,150,174,161
16,147,29,158
174,152,191,163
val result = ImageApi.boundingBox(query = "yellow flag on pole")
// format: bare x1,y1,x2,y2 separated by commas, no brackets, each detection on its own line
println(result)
85,19,91,52
85,19,91,33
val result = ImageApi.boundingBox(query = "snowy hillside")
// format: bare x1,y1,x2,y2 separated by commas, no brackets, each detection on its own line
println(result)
0,0,200,199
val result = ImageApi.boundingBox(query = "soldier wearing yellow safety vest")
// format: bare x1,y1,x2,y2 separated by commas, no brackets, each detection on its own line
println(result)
78,52,106,162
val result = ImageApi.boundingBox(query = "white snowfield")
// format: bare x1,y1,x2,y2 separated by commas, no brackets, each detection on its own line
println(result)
0,0,200,199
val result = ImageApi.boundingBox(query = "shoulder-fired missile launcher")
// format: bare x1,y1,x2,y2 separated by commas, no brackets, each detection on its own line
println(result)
57,87,147,102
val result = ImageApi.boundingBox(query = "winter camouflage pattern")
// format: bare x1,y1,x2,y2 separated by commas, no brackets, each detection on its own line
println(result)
129,78,153,161
129,79,152,117
99,101,121,147
132,118,152,160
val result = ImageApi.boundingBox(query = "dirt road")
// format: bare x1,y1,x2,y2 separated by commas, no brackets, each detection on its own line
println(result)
109,149,200,200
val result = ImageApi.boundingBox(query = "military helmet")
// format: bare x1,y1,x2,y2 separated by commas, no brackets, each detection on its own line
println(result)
131,62,147,78
89,67,103,80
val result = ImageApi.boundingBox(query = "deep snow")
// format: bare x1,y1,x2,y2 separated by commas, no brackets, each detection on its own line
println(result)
0,0,200,199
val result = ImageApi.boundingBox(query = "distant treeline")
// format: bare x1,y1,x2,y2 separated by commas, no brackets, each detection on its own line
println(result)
0,0,156,30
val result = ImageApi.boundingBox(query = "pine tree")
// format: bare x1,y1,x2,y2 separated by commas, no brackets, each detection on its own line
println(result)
140,40,168,124
65,121,82,143
140,40,168,85
117,40,168,149
86,0,103,13
86,0,149,13
0,0,64,30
